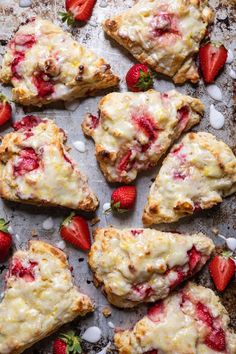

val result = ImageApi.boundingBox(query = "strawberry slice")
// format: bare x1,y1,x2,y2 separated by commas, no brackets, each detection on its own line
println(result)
13,115,42,131
199,43,227,84
60,0,96,25
188,246,201,273
32,72,54,97
0,94,12,126
205,328,226,352
196,302,213,327
209,252,235,292
132,114,159,142
14,148,40,176
10,259,38,282
147,301,164,322
117,150,132,172
60,213,91,251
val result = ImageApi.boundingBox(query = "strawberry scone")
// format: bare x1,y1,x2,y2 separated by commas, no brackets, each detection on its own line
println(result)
88,228,214,308
103,0,214,84
0,241,93,354
143,132,236,225
114,283,236,353
0,17,119,106
82,90,204,183
0,115,98,211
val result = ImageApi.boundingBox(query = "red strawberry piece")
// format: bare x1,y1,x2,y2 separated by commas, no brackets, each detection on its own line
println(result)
14,148,40,176
32,72,54,97
193,202,202,212
209,252,235,292
147,301,164,322
130,229,143,236
153,12,179,37
188,246,201,273
168,266,185,289
196,302,213,327
126,64,153,92
0,219,12,263
144,351,158,354
53,331,82,354
11,52,25,79
133,283,153,300
111,186,137,213
173,170,187,180
0,94,12,126
10,258,38,282
171,143,184,155
14,34,36,48
117,150,132,172
13,115,42,131
60,213,91,251
90,114,99,129
60,0,96,25
132,114,159,142
177,105,189,131
204,328,226,352
199,43,228,84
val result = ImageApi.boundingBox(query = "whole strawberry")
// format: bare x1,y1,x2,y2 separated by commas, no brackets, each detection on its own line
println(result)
53,331,82,354
0,219,12,263
111,186,137,213
209,251,235,292
0,94,12,127
126,64,153,92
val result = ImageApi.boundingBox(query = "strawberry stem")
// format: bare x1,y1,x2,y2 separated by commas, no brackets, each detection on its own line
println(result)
60,331,82,354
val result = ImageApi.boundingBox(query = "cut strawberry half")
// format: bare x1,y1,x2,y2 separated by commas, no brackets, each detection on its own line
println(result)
147,301,164,322
60,0,96,25
14,148,40,176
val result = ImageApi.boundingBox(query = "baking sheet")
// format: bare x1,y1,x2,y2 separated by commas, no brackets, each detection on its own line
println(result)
0,0,235,352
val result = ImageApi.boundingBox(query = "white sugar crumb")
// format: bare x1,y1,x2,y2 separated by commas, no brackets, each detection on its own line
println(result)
108,321,115,329
73,141,86,153
82,326,102,343
206,84,222,101
97,342,111,354
19,0,32,7
103,202,111,212
55,240,66,250
42,217,54,230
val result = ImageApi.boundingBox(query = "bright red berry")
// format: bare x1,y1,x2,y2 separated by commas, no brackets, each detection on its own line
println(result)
111,186,137,213
126,64,153,92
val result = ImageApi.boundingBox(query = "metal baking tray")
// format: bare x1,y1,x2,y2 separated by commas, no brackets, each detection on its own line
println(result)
0,0,235,352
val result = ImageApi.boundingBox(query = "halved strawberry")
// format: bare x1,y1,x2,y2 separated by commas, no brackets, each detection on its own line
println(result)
147,301,164,322
0,94,12,126
0,219,12,263
126,64,153,92
209,252,235,292
199,42,227,84
110,186,137,213
60,213,91,251
60,0,96,25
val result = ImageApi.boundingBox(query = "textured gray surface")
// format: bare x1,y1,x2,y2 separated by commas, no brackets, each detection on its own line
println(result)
0,0,235,353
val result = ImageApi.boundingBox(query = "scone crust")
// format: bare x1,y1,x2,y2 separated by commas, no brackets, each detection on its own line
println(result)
0,117,98,211
82,90,204,183
143,132,236,225
88,227,214,308
0,240,93,354
103,0,214,83
0,18,119,106
114,282,236,354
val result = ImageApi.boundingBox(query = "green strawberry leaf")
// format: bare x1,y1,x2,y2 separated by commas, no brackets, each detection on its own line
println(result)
60,331,82,354
111,201,128,213
59,12,76,26
0,219,9,233
61,212,75,229
136,69,153,91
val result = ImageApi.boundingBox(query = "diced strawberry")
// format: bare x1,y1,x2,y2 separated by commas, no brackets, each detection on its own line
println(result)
153,13,173,36
132,114,159,142
90,114,99,129
171,143,184,155
193,202,202,212
14,148,40,176
10,258,38,282
14,34,36,48
131,229,143,236
118,150,132,172
144,350,158,354
177,105,190,131
141,143,151,152
196,302,213,327
147,301,164,322
173,170,187,180
133,283,153,300
13,115,42,131
204,328,226,352
168,266,185,289
11,52,25,79
188,246,201,273
32,72,54,97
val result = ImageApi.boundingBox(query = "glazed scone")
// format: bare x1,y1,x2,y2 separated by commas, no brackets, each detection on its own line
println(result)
0,115,98,211
103,0,214,84
0,240,93,354
82,90,204,183
88,228,214,308
114,282,236,353
143,132,236,225
0,18,119,106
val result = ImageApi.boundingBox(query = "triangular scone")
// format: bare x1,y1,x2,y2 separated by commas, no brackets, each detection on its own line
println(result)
0,18,119,106
114,283,236,354
89,227,214,308
143,132,236,225
103,0,214,84
82,90,204,183
0,115,98,211
0,240,93,354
